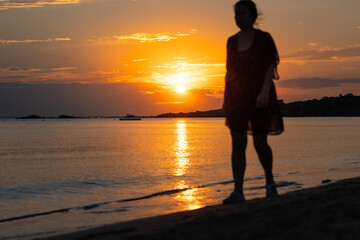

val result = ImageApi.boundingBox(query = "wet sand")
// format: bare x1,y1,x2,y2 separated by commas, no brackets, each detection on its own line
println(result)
45,177,360,240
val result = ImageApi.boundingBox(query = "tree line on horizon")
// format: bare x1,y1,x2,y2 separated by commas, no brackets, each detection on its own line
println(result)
157,94,360,118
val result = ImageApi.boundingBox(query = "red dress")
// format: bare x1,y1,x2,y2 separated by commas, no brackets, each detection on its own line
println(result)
223,29,284,135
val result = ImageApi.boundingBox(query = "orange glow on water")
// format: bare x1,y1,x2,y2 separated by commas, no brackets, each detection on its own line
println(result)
175,180,203,211
172,119,205,211
173,120,189,176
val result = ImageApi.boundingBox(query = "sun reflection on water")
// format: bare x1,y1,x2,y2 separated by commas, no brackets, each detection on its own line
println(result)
173,120,189,177
173,120,205,210
175,180,203,210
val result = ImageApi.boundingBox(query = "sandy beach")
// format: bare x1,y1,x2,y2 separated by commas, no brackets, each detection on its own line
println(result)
44,176,360,240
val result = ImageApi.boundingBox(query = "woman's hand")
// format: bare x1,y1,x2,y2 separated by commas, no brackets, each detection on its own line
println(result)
256,64,275,108
256,90,269,108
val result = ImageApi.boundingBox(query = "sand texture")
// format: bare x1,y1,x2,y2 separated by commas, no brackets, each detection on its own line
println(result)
44,177,360,240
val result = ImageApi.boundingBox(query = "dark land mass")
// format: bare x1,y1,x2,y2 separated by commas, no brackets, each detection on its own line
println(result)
158,109,224,118
157,95,360,118
58,115,77,119
20,115,42,119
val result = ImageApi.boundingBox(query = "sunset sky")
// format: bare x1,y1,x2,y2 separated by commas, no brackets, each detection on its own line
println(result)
1,0,360,116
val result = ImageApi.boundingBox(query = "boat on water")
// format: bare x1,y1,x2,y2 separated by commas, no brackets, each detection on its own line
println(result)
119,114,142,121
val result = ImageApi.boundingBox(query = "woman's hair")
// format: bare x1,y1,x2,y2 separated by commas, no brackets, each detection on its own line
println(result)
234,0,258,22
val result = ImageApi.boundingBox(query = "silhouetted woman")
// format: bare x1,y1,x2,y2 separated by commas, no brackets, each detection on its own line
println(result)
223,0,284,204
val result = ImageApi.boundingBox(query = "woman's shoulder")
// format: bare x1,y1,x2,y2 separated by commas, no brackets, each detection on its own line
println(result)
226,33,239,49
227,33,238,42
256,29,272,39
228,30,272,41
255,29,275,46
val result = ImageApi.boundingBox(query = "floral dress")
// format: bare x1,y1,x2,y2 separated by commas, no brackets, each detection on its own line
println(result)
223,29,284,135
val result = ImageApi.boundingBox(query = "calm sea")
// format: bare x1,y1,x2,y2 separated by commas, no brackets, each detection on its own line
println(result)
0,118,359,239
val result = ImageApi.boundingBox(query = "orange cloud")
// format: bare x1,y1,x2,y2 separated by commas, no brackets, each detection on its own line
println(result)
0,0,79,10
132,59,147,62
88,30,197,45
150,59,225,91
0,38,71,44
115,33,177,42
156,101,184,105
190,87,224,99
114,30,197,42
138,90,156,95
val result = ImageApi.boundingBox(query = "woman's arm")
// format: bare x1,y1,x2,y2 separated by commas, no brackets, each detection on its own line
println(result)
256,63,275,108
222,72,229,115
223,37,232,115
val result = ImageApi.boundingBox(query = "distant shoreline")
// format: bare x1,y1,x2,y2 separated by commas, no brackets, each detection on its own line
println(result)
157,95,360,118
1,95,359,119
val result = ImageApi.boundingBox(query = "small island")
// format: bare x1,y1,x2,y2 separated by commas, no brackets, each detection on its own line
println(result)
20,115,42,119
120,114,142,121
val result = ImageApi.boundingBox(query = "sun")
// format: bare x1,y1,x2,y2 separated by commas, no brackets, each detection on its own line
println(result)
176,86,187,93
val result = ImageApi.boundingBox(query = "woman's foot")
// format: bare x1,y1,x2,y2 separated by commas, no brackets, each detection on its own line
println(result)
266,182,278,197
223,191,245,204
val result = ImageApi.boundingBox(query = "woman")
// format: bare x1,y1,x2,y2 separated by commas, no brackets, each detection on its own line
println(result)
223,0,284,204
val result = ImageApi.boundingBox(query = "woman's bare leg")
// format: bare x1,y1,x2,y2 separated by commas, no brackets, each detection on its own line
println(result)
230,130,247,193
253,134,275,185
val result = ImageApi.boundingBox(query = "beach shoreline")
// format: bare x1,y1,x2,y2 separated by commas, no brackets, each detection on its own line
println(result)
43,176,360,240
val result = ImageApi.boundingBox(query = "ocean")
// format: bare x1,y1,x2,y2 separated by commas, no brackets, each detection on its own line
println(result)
0,117,359,239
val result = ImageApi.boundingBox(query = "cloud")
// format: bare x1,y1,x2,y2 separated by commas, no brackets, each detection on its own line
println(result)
0,66,155,84
153,62,225,69
282,43,360,64
0,57,225,89
115,33,177,42
132,59,147,62
172,57,188,60
0,66,85,83
190,87,224,98
276,77,360,89
0,38,71,44
50,67,78,71
138,90,155,95
0,67,76,73
115,30,197,42
0,0,79,10
148,59,225,91
88,30,197,44
156,101,184,105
